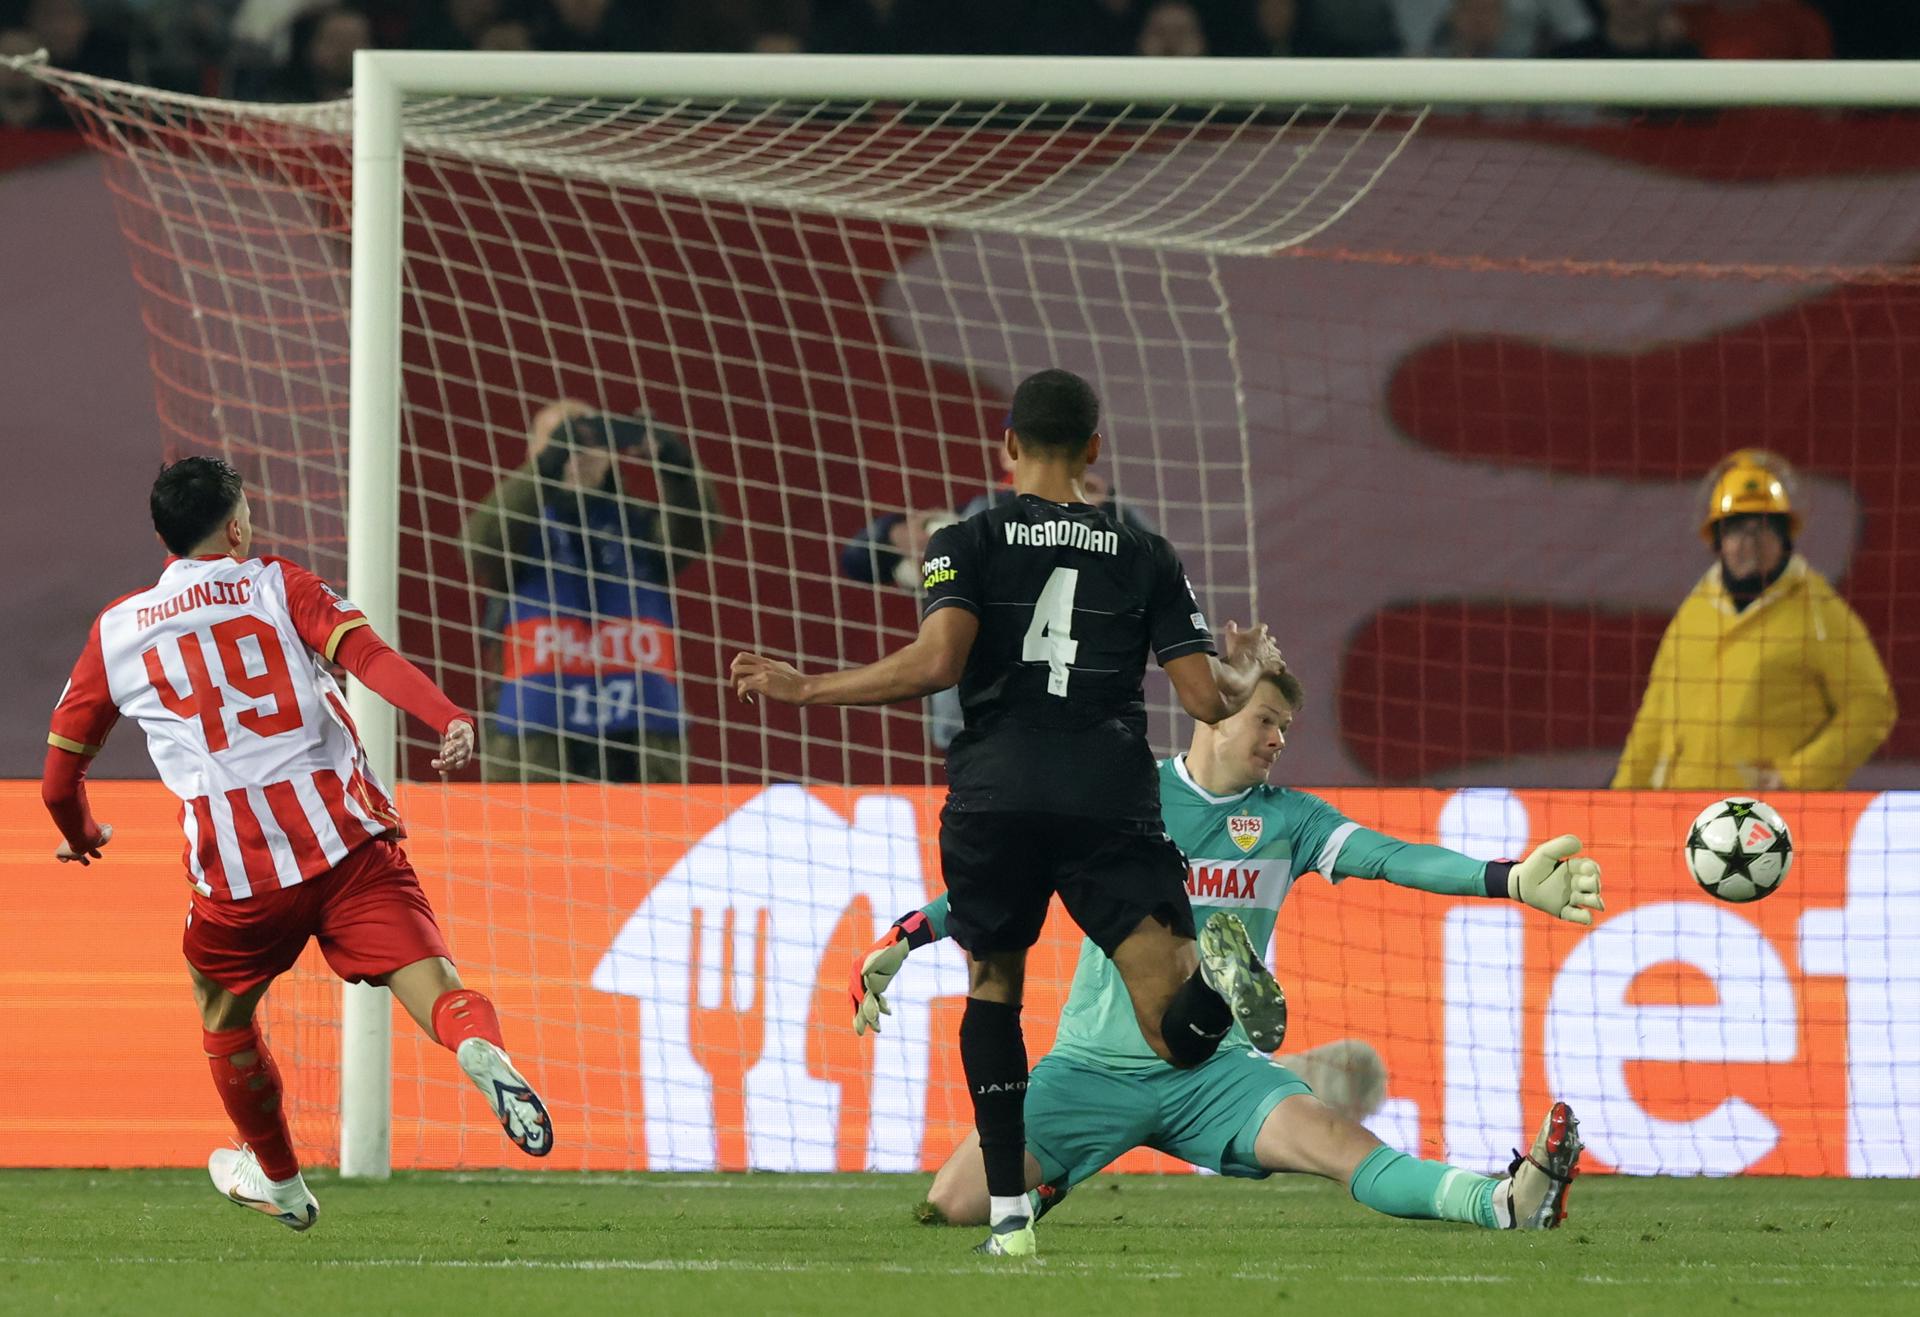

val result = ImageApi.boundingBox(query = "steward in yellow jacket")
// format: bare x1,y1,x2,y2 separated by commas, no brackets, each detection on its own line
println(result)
1613,452,1896,791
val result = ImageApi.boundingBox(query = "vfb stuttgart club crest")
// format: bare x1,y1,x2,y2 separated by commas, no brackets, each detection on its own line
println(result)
1228,814,1262,854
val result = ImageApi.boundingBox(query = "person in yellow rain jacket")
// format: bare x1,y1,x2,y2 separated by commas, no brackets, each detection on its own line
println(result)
1613,450,1897,791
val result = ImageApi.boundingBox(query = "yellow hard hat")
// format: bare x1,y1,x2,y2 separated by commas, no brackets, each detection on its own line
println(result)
1700,449,1801,545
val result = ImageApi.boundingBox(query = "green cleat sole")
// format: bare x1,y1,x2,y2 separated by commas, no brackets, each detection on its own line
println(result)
1198,912,1288,1052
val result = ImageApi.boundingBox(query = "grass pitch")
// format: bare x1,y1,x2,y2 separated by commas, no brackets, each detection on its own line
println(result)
0,1170,1912,1315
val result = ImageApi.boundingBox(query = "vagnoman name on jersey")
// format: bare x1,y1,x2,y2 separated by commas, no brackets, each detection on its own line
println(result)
1002,519,1119,555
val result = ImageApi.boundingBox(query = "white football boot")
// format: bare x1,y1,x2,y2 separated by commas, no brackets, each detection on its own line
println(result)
1197,911,1289,1052
973,1219,1038,1258
1496,1101,1584,1230
457,1037,554,1157
208,1146,318,1232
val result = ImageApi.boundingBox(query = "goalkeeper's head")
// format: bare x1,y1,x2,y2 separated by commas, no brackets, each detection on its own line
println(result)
1190,667,1306,792
151,455,252,560
1006,368,1102,467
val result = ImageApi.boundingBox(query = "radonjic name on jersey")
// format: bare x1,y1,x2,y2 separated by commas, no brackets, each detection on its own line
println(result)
1045,754,1357,1072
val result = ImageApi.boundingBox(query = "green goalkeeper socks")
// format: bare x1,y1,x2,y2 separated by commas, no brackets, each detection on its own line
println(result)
1348,1145,1500,1229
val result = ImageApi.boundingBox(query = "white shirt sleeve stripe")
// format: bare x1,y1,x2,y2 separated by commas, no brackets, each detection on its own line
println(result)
1315,821,1361,881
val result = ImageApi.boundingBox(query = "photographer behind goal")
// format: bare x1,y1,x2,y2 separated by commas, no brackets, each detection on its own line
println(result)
463,400,721,784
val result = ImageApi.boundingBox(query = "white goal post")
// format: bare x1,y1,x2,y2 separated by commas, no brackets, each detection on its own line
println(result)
326,52,1919,1179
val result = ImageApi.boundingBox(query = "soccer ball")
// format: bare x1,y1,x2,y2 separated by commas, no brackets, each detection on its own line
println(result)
1685,797,1793,903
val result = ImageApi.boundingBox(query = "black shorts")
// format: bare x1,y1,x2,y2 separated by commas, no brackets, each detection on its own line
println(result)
939,805,1195,957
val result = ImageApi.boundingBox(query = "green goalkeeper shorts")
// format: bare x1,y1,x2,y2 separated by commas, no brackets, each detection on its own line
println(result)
1024,1047,1313,1189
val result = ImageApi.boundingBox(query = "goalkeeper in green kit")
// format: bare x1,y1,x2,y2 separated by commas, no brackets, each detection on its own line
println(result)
852,665,1601,1232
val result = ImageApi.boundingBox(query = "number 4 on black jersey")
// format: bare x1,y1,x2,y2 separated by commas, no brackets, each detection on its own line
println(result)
920,492,1214,823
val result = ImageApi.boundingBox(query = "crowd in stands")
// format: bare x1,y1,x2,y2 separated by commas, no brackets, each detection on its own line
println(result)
0,1,1910,122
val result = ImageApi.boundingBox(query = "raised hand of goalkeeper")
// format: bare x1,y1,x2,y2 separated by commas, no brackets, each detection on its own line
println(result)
1506,834,1605,925
850,909,938,1036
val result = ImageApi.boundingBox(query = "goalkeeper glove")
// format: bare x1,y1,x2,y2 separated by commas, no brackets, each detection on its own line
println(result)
1503,834,1605,925
850,910,937,1036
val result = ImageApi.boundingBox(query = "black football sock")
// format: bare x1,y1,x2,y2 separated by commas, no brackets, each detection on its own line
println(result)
959,997,1030,1223
1159,967,1233,1068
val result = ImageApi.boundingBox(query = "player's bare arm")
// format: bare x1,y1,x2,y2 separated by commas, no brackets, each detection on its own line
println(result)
731,606,980,708
1164,621,1282,725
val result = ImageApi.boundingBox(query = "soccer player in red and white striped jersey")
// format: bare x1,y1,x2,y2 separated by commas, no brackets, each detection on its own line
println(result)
41,456,553,1230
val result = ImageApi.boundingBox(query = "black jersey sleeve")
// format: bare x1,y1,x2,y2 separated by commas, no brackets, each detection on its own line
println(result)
1147,536,1216,664
919,519,981,620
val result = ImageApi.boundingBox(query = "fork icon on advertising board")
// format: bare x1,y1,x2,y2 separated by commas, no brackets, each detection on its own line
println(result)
687,905,769,1171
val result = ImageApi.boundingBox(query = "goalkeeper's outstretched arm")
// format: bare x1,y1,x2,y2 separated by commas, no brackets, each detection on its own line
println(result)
1334,828,1605,926
850,899,949,1035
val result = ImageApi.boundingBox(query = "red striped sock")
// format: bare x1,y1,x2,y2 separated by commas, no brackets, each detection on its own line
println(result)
431,989,504,1052
203,1024,299,1182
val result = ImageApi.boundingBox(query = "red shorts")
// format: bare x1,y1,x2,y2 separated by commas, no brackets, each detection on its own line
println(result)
183,839,452,995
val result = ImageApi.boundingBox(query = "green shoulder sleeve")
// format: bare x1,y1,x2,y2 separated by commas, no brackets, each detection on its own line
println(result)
1331,826,1491,898
1275,789,1358,882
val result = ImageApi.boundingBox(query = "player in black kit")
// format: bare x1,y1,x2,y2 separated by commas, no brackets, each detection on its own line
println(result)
731,369,1285,1257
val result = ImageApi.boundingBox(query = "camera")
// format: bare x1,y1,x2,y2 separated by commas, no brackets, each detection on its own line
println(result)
539,412,651,478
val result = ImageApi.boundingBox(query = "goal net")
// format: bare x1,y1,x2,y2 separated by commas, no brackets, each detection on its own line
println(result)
27,53,1920,1180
